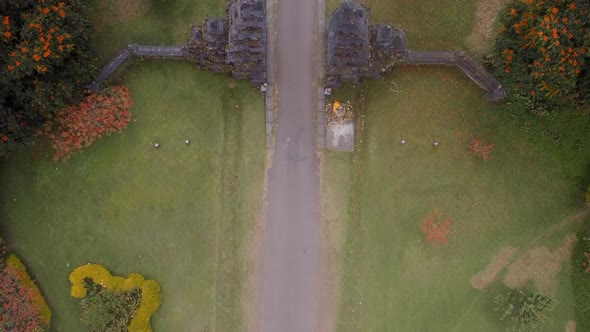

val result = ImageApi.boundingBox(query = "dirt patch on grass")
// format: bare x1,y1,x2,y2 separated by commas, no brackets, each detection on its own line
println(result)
566,320,576,332
536,208,590,242
101,0,150,23
471,246,519,289
503,233,578,296
466,0,506,55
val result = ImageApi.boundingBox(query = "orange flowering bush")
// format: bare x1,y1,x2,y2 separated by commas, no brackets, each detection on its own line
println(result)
0,0,96,157
44,86,133,162
492,0,590,109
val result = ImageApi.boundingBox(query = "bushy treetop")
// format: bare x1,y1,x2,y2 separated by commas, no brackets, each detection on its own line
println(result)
0,0,96,157
492,0,590,110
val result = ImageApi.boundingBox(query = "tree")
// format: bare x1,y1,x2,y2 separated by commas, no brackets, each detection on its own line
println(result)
494,288,555,332
0,0,96,158
491,0,590,110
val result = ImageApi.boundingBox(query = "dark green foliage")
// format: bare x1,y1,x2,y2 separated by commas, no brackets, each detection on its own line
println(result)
79,278,141,332
0,0,96,158
572,222,590,331
494,288,554,332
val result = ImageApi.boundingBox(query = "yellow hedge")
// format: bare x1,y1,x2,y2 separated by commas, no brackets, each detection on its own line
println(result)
6,254,52,326
69,264,161,332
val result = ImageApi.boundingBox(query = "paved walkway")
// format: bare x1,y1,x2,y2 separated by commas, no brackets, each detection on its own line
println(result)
261,0,321,330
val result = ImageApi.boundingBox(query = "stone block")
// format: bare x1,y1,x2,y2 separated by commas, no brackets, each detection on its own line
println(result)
326,122,354,152
317,123,326,137
316,136,325,149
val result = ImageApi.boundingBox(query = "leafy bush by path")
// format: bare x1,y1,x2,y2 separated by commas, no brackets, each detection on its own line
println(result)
0,254,51,332
70,264,161,332
494,288,554,332
572,221,590,331
44,85,132,162
491,0,590,110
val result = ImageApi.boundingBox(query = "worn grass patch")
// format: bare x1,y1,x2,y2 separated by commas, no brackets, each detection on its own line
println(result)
466,0,506,55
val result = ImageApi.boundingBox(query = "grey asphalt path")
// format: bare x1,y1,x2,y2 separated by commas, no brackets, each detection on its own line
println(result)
261,0,320,330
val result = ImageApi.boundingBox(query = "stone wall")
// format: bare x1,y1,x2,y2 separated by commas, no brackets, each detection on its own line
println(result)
326,0,507,101
91,0,267,91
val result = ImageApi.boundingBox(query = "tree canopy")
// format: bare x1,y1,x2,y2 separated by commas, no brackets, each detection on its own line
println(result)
492,0,590,110
0,0,96,157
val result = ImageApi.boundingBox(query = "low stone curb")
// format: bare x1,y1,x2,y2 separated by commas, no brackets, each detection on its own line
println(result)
265,0,276,148
316,0,326,150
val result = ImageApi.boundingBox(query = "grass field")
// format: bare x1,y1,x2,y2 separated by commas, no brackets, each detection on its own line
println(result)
324,1,590,331
0,1,265,331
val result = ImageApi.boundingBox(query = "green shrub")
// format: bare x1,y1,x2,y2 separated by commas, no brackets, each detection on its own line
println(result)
79,279,141,332
494,287,554,332
585,184,590,206
69,264,162,332
572,222,590,331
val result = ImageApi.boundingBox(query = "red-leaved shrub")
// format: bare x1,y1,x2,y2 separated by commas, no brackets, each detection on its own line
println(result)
45,85,132,161
0,255,51,331
467,138,495,161
421,209,453,245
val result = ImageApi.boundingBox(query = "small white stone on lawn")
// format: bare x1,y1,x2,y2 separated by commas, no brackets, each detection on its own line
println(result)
185,139,191,145
154,143,160,148
399,138,406,145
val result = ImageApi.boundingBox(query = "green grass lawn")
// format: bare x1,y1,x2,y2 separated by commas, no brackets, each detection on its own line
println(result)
324,1,590,331
0,1,265,331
